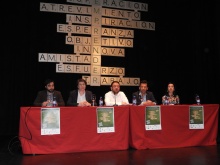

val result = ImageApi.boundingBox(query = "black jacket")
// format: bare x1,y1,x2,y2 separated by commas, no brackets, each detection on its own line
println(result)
67,90,97,106
132,91,157,105
33,90,65,106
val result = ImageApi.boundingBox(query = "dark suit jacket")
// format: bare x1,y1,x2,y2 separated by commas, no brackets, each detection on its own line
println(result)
132,91,157,105
33,90,65,106
66,90,97,106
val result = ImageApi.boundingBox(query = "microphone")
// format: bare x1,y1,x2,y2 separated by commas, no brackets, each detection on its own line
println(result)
139,94,143,104
138,94,141,100
113,94,118,106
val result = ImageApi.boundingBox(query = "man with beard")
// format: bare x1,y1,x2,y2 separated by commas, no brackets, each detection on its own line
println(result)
34,79,65,107
104,81,129,106
132,80,157,105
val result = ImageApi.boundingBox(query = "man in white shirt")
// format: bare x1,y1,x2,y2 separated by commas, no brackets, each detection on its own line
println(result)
104,81,129,106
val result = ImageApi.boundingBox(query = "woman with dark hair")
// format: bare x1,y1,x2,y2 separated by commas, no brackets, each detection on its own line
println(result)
162,82,180,105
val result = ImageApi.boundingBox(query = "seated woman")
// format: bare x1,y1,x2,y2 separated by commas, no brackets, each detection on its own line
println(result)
67,79,97,106
162,82,180,105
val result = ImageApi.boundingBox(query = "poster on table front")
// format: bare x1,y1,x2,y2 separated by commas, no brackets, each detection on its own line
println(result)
189,106,204,129
41,108,60,135
96,107,115,133
145,106,161,130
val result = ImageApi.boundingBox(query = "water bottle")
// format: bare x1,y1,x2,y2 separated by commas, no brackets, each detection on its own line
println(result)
52,96,57,107
164,96,169,105
195,95,200,105
132,95,137,105
99,96,103,106
176,95,180,105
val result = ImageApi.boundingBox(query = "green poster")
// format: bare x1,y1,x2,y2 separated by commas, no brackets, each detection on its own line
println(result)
97,107,115,133
189,106,204,129
145,106,161,130
41,108,60,135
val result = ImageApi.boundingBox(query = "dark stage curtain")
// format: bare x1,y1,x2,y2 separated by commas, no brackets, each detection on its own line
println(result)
2,0,219,137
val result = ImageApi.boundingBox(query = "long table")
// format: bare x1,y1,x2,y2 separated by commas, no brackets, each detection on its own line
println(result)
19,106,130,154
19,104,219,154
129,104,219,149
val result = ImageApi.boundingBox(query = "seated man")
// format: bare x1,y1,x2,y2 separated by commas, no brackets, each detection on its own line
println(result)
104,81,129,106
132,80,157,105
33,79,65,107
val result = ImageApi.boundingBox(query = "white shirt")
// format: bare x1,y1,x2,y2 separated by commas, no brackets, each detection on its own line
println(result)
139,91,146,105
104,91,129,106
77,91,86,103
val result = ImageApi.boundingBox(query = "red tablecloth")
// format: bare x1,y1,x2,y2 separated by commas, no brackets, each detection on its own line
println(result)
129,104,219,149
19,106,129,154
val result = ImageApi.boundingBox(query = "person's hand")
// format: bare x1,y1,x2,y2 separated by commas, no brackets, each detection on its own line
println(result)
121,102,129,105
84,101,91,106
42,101,49,107
143,100,155,105
78,102,84,106
78,101,91,107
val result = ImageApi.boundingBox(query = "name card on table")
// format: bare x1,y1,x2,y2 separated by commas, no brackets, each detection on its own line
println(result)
41,108,61,135
96,107,115,133
145,106,161,130
189,106,204,129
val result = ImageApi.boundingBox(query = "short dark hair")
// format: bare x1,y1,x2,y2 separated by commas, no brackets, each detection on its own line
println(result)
111,81,120,87
44,79,54,86
140,80,148,86
77,79,87,86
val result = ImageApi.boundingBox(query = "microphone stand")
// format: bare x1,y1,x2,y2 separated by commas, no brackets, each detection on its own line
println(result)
113,94,118,106
139,94,143,104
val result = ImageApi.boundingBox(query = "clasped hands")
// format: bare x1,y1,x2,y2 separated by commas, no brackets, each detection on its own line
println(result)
142,100,156,105
78,101,91,107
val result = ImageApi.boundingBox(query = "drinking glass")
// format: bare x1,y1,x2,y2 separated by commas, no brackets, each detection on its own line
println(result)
92,94,96,106
176,95,180,105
